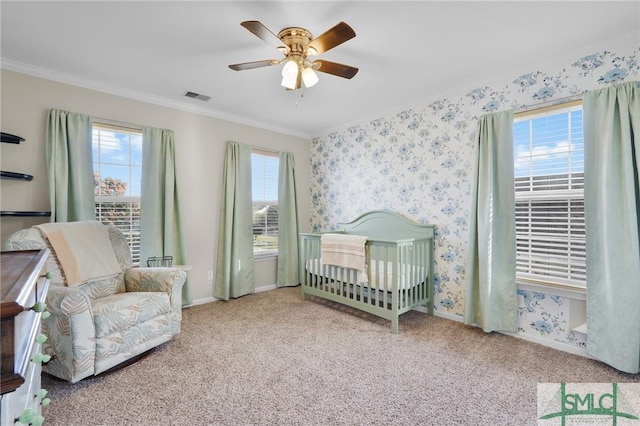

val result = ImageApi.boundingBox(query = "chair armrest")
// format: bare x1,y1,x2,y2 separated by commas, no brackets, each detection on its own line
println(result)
124,267,186,310
43,285,96,383
46,285,93,316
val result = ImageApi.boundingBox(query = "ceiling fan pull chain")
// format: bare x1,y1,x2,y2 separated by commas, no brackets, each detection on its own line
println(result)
294,89,305,107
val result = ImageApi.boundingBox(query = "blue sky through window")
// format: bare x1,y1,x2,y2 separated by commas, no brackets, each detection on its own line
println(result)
93,127,142,197
513,108,583,179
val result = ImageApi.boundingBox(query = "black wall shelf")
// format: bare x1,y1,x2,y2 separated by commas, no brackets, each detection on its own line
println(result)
1,133,47,217
1,211,51,217
1,171,34,181
1,133,25,144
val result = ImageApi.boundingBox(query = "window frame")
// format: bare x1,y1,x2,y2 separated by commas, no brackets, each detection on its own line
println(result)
513,100,586,293
92,122,143,265
251,149,279,260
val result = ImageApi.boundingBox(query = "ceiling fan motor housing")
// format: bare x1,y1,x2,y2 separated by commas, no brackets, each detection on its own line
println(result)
277,27,314,57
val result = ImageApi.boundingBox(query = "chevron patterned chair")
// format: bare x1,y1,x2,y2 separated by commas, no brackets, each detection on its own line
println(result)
4,222,186,383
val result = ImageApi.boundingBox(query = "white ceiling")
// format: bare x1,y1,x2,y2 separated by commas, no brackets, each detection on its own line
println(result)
1,1,639,138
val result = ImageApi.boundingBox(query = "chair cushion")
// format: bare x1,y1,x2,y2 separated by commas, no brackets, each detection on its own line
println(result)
78,273,126,300
92,292,171,338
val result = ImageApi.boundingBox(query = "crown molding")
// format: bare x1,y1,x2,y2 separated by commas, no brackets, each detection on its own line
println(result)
0,58,311,140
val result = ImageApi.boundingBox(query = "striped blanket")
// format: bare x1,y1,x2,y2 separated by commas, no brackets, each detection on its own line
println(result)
320,233,368,283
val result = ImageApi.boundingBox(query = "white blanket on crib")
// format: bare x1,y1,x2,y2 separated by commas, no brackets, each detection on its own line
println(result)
321,233,368,283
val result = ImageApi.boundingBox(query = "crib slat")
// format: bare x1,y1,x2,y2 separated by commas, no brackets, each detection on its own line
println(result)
395,243,400,311
404,244,411,307
410,242,416,305
417,242,422,301
420,240,424,298
370,244,375,305
389,245,396,311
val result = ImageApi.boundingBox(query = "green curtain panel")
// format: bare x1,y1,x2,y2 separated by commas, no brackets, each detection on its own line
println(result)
214,141,255,300
45,109,95,222
276,152,299,287
140,127,191,305
464,110,518,333
584,81,640,374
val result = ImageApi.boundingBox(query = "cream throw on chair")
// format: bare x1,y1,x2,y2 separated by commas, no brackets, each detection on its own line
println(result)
36,221,121,285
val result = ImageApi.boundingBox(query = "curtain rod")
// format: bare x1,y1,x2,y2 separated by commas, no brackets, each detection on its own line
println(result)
513,93,583,117
93,116,143,131
251,145,280,156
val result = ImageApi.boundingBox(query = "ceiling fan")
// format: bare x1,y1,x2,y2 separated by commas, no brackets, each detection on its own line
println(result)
229,21,358,90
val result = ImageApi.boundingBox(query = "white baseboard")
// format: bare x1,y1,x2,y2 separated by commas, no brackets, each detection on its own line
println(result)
432,309,464,322
415,306,465,322
184,297,217,307
185,284,278,308
501,330,591,359
255,284,277,293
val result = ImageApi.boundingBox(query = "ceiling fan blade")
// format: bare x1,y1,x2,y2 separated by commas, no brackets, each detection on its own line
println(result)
308,22,356,55
312,59,359,79
241,21,287,52
229,59,280,71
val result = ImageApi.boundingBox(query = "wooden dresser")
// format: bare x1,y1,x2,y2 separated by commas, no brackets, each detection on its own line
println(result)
1,249,50,425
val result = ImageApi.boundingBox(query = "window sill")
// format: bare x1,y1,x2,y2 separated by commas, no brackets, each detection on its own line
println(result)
572,322,588,335
517,280,586,301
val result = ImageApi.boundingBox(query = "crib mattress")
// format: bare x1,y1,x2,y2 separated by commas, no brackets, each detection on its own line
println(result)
305,259,427,291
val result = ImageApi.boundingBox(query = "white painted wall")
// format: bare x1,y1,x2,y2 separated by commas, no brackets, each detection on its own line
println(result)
0,70,311,303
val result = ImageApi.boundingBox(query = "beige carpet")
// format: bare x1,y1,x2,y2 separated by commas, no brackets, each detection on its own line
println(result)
41,286,639,425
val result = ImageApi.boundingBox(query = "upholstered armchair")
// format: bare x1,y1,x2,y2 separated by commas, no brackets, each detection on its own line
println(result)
4,222,186,383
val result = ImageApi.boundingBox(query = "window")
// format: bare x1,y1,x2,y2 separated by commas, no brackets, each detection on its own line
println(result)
251,151,279,258
513,102,586,288
93,123,142,265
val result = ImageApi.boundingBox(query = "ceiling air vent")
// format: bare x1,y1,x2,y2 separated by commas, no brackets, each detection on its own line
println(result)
183,91,211,102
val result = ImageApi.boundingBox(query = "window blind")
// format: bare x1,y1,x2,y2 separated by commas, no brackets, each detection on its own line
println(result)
93,124,142,265
95,198,141,264
251,151,279,257
514,104,586,288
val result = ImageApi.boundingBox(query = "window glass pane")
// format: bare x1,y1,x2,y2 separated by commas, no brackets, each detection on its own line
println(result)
99,132,128,165
131,134,143,166
251,152,279,255
92,128,100,162
130,166,142,197
514,105,585,288
97,164,131,196
93,124,142,265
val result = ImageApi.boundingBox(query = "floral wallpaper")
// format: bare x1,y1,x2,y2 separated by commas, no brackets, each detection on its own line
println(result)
309,45,639,349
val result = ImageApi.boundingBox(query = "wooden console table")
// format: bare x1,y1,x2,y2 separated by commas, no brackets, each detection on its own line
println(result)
1,249,50,424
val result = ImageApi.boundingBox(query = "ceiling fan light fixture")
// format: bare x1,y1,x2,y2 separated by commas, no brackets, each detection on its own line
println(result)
306,46,318,56
302,67,319,88
281,58,299,78
281,74,298,90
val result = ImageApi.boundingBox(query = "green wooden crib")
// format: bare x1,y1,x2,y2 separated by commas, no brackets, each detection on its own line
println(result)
299,210,435,333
